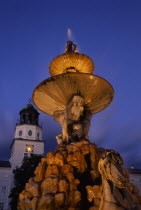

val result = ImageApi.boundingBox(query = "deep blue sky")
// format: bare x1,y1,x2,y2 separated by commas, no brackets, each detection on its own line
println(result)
0,0,141,168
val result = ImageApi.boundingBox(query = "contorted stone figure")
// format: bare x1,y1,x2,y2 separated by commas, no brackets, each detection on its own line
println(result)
53,95,92,144
98,150,141,210
65,40,77,53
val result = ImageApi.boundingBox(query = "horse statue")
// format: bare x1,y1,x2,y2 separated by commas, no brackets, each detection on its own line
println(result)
98,149,141,210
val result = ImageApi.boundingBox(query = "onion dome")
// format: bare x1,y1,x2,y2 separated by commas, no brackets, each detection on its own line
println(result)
19,104,39,125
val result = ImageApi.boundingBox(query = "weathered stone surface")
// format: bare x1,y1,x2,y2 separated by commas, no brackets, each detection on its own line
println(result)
25,183,40,197
19,190,26,201
54,192,65,208
18,142,141,210
86,186,94,202
67,144,79,154
81,143,90,155
60,164,73,175
68,190,81,207
45,165,59,178
67,150,87,172
31,197,39,210
37,195,54,210
34,162,46,182
54,152,64,166
59,179,69,193
18,199,26,210
24,198,31,209
89,144,97,170
46,151,55,165
65,172,80,191
41,175,59,195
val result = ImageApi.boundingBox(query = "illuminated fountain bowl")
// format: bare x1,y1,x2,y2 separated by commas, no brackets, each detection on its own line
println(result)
32,72,114,116
49,52,95,76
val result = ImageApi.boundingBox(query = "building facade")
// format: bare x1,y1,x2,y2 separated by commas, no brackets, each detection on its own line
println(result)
128,168,141,195
0,104,44,210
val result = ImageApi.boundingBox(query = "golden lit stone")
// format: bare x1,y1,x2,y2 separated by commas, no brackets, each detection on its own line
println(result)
18,41,141,210
49,52,94,76
32,73,114,116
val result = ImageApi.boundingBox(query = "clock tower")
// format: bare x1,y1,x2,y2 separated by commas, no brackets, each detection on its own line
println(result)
9,104,44,169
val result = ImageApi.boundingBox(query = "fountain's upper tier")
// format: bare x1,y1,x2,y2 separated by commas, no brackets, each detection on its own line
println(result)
32,41,114,116
49,41,94,76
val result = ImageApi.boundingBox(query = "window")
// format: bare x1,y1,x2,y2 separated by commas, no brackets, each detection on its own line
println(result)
19,130,22,136
1,186,6,194
28,130,32,136
22,114,26,124
28,114,32,124
0,203,4,210
25,145,34,153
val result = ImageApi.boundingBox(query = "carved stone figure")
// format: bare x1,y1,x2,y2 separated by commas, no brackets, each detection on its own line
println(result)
98,150,141,210
53,95,92,144
65,40,77,53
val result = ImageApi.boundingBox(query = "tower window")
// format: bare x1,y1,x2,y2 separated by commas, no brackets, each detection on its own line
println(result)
22,114,26,124
28,130,32,136
19,130,22,136
25,145,34,153
28,113,32,124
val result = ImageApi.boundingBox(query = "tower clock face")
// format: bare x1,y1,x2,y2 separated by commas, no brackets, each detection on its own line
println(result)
25,144,34,153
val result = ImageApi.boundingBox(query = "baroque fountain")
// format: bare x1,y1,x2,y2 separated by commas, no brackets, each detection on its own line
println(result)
18,41,141,210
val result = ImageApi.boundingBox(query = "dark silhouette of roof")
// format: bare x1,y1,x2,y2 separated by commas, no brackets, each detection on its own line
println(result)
19,104,39,115
0,160,11,168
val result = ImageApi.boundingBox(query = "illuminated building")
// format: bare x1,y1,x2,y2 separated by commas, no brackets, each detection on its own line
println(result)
0,104,44,210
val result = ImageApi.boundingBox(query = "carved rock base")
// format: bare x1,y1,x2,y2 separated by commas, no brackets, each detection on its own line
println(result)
18,140,141,210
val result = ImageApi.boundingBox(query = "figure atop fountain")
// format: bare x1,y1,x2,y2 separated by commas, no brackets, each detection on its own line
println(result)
65,40,77,53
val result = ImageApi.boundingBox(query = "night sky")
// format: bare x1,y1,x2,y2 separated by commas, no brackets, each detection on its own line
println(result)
0,0,141,168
